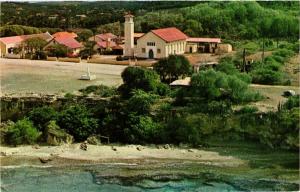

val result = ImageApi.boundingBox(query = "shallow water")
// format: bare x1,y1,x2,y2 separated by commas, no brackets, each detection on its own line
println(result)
0,166,239,192
1,165,298,192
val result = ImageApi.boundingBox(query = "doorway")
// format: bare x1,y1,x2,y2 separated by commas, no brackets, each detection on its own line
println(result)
148,49,154,59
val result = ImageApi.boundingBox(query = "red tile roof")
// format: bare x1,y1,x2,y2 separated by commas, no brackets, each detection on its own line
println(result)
151,27,188,43
52,32,77,39
0,32,53,44
54,37,82,49
96,41,117,48
187,37,221,43
96,33,117,41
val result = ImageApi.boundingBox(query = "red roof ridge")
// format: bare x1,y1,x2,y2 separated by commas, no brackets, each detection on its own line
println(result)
151,27,188,43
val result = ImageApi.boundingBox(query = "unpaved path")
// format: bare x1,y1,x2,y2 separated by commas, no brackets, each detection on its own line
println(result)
1,58,126,94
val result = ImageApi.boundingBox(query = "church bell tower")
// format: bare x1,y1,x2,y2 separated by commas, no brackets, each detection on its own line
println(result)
124,13,134,57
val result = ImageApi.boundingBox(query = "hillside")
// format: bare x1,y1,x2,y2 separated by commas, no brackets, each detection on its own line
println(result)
1,1,298,40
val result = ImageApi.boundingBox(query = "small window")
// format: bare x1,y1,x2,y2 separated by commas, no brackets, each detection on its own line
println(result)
147,42,155,46
142,48,145,53
157,49,161,54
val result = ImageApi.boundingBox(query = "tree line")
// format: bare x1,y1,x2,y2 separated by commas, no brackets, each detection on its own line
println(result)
1,1,298,40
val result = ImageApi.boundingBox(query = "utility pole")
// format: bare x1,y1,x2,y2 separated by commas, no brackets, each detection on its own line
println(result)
262,38,265,63
242,48,246,72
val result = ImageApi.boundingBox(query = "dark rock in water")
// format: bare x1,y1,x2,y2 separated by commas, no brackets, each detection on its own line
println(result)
0,151,7,156
111,146,117,151
80,142,88,151
39,157,53,163
32,145,40,149
163,144,170,149
136,146,142,151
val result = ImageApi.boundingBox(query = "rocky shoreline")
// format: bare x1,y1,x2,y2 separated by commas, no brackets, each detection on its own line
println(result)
0,144,245,168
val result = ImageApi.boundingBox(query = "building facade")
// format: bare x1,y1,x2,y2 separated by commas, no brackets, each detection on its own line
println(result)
135,28,187,59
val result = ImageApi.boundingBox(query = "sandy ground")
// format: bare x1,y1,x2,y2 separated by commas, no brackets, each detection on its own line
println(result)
249,84,300,112
0,144,245,168
1,58,126,94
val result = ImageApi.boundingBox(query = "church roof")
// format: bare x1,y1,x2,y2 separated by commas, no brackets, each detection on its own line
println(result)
151,27,188,43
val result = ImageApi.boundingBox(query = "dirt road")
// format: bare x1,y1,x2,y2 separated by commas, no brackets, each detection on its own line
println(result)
1,58,127,94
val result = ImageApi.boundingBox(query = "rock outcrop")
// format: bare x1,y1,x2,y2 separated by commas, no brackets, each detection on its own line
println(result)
46,123,73,146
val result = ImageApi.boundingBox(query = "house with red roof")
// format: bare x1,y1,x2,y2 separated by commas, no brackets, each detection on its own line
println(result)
44,32,83,56
0,32,53,57
52,32,78,39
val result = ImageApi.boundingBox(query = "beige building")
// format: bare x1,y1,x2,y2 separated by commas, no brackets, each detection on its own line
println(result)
135,28,187,59
123,14,226,59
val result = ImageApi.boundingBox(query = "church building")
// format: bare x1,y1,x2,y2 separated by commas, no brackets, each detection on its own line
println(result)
123,14,226,59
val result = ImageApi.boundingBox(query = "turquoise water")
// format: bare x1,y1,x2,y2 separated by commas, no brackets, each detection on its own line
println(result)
1,167,239,192
1,165,298,192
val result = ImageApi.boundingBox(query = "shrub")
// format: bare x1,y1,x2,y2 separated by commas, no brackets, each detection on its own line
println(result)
6,119,41,145
28,106,58,132
79,85,117,97
250,68,283,85
127,90,158,115
153,55,191,82
282,95,300,110
58,104,98,141
236,106,259,114
32,51,47,60
272,48,294,61
118,67,162,98
124,115,161,144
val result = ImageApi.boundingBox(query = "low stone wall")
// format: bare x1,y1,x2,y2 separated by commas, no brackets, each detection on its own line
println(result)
47,56,57,61
5,54,21,59
88,58,155,67
58,57,81,63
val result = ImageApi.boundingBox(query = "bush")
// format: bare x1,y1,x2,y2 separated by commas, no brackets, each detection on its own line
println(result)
6,119,41,145
28,106,58,132
153,55,191,82
124,115,161,144
32,51,47,60
79,85,117,97
250,68,283,85
58,104,98,141
118,67,162,98
282,95,300,110
127,90,158,115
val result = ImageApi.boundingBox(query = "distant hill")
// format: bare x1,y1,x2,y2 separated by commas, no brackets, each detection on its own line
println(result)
1,1,298,40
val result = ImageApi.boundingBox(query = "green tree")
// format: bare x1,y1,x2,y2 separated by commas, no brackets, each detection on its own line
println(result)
77,29,93,42
6,118,41,145
153,55,191,83
57,104,98,141
79,41,97,59
28,106,58,132
47,44,68,57
24,37,47,54
127,90,158,115
118,67,162,98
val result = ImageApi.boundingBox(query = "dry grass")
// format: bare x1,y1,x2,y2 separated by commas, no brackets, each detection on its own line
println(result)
249,84,300,112
284,54,299,86
58,57,81,63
